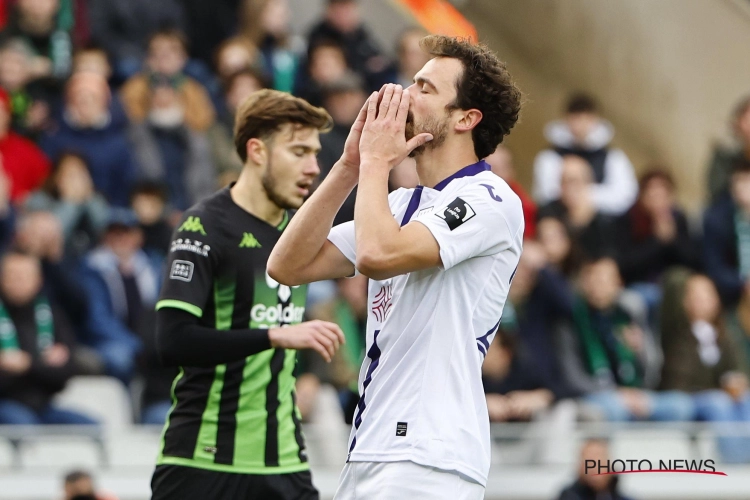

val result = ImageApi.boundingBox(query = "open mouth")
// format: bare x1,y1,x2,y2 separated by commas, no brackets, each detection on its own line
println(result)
296,181,312,196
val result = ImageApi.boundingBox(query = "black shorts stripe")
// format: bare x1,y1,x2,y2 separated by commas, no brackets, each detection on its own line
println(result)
162,366,215,458
264,349,286,466
213,359,245,465
290,390,307,463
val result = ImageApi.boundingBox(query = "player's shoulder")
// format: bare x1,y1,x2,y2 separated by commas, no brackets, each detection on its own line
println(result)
174,189,231,240
451,172,522,210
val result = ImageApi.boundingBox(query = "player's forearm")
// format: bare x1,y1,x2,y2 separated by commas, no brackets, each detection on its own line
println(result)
269,162,357,280
355,163,401,277
157,308,272,367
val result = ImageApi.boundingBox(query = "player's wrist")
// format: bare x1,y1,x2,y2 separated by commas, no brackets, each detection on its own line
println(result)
267,327,281,348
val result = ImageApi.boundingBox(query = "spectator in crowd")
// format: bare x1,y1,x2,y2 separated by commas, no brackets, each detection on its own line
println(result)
394,26,430,88
39,72,136,207
129,181,173,262
486,145,538,239
0,0,73,79
615,168,701,311
315,71,366,224
213,37,260,84
209,67,267,185
557,439,635,500
13,211,98,373
533,93,638,215
240,0,302,93
0,87,50,203
0,251,95,425
63,469,118,500
660,270,750,463
705,159,750,311
538,155,617,259
71,45,111,80
707,95,750,204
556,257,695,421
0,170,14,253
120,29,215,133
81,209,161,384
25,152,109,260
295,39,349,107
308,0,393,91
87,0,187,82
128,76,215,210
537,216,582,278
0,38,55,137
503,240,577,400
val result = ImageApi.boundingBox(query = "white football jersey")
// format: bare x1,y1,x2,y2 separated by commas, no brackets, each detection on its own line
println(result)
327,161,524,486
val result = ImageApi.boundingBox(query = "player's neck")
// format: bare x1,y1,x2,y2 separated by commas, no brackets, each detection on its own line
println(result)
415,140,479,189
230,170,286,227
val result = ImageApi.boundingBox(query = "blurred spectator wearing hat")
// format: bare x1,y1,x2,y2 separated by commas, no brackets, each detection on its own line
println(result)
0,0,74,80
87,0,186,83
208,67,268,185
120,29,216,134
128,73,215,211
24,152,109,260
38,72,136,207
486,145,538,239
533,93,638,216
707,95,750,204
307,0,394,91
0,250,95,425
0,86,50,203
240,0,302,93
79,208,161,384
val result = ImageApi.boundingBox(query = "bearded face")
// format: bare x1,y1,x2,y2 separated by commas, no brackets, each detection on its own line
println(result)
405,109,449,157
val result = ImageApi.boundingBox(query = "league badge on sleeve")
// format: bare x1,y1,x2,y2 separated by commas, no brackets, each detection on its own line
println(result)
435,197,476,230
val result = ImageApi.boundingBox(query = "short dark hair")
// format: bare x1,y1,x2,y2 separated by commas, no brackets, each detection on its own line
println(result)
64,470,92,484
566,93,598,114
130,180,168,203
234,89,333,162
420,35,522,159
148,28,189,54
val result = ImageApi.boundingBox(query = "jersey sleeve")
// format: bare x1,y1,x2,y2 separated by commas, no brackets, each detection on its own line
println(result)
156,210,220,318
413,183,523,271
327,220,356,266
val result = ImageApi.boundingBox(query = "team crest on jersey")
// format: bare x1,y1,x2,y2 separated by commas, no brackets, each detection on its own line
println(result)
372,283,393,322
435,197,476,230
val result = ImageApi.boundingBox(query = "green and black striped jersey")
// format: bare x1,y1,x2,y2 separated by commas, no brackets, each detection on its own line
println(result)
155,187,309,474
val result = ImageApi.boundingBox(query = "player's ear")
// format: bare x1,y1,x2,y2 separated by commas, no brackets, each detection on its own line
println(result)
454,109,483,133
246,138,268,167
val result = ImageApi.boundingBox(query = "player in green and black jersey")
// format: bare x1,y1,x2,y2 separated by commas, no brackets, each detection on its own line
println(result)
150,90,345,500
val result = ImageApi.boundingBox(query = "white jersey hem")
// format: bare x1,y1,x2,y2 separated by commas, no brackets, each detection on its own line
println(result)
347,451,487,487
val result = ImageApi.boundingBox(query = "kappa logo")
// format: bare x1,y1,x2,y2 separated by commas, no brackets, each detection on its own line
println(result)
239,232,262,248
435,197,476,230
178,216,207,235
170,260,194,282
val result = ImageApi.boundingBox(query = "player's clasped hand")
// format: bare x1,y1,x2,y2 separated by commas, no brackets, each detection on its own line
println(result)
359,83,433,169
268,320,345,363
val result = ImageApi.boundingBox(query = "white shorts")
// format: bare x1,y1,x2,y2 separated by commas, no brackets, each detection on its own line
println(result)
333,460,485,500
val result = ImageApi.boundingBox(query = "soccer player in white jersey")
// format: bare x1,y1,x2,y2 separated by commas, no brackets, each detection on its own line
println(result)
269,35,523,499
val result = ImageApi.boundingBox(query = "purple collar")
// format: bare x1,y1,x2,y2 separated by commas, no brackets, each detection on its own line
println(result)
429,160,491,191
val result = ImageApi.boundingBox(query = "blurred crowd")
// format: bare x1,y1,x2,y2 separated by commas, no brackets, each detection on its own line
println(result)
0,0,749,473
